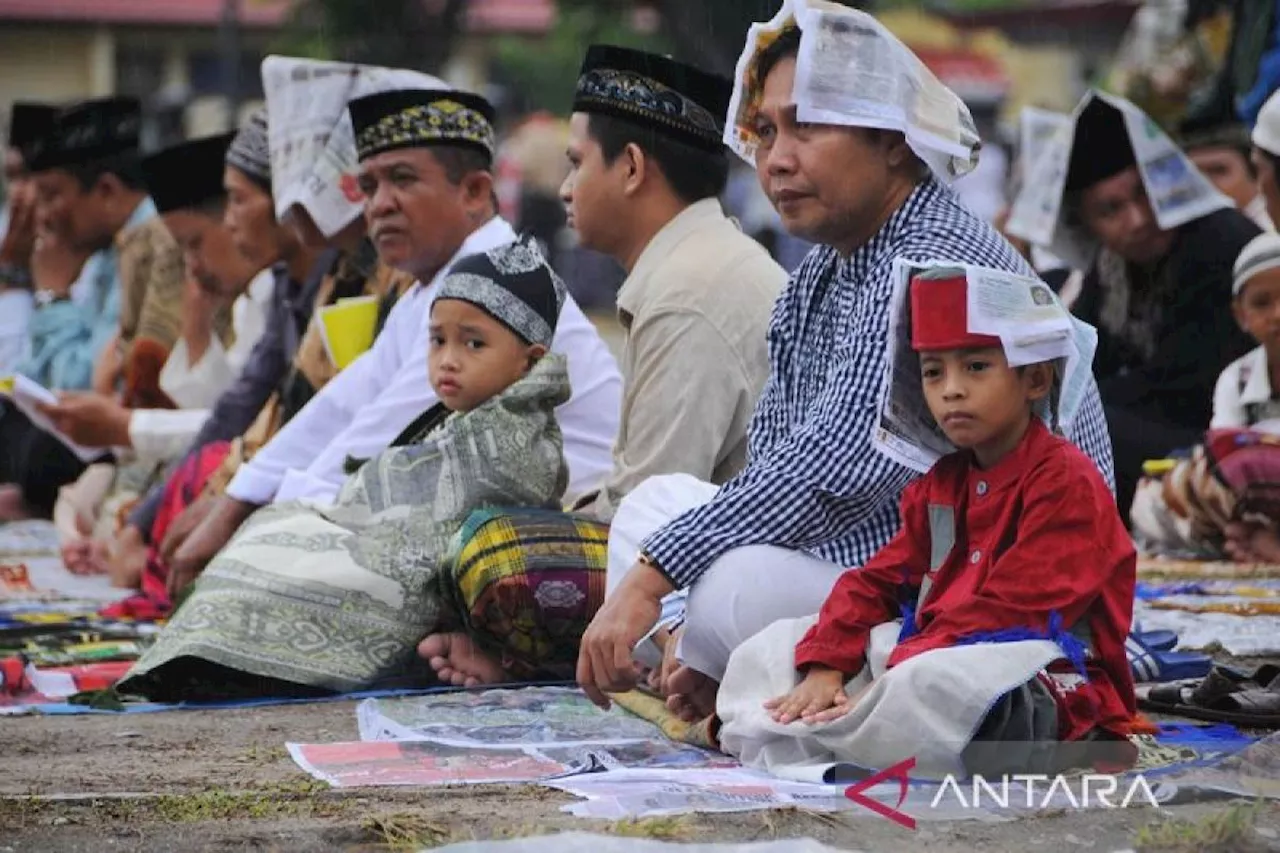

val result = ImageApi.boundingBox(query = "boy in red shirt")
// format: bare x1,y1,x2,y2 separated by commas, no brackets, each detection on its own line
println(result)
726,272,1136,775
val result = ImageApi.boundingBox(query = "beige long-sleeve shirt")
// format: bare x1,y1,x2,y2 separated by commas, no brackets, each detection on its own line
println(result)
582,198,786,521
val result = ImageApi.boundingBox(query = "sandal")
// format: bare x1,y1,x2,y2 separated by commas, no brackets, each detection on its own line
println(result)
1138,665,1280,728
1127,631,1213,683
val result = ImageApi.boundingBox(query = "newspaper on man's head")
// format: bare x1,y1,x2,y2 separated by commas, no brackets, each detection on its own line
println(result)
872,259,1098,474
1004,90,1231,271
724,0,980,182
261,56,444,239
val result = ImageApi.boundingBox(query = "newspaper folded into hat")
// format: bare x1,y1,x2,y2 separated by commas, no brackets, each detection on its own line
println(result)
261,56,444,239
872,259,1098,474
724,0,980,182
1005,90,1231,271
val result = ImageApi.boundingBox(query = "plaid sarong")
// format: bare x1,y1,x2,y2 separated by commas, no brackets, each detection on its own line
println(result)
447,508,607,681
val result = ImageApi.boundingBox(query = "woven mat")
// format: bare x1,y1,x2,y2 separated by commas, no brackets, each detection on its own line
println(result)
609,689,717,749
1138,556,1280,579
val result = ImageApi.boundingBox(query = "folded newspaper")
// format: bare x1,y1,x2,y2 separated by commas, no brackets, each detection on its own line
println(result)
724,0,979,182
1005,90,1231,271
872,260,1098,474
0,375,107,463
261,56,443,239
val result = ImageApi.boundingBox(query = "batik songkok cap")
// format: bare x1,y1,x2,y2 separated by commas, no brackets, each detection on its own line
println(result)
26,96,141,173
1254,90,1280,158
348,88,497,162
1233,233,1280,297
573,45,731,153
909,273,1003,352
7,102,58,164
143,132,236,214
435,236,567,348
226,108,272,192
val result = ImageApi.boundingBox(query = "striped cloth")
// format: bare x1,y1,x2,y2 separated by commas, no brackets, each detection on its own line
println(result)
448,507,608,681
642,177,1116,588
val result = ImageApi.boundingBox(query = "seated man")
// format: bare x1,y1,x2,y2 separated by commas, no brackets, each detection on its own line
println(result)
1178,118,1272,230
576,8,1115,718
1008,92,1258,514
0,97,163,519
169,87,622,594
0,102,53,374
721,270,1135,778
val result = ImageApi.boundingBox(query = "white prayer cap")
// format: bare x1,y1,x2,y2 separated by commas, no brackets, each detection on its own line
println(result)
724,0,980,182
1233,232,1280,296
1253,89,1280,157
261,56,444,239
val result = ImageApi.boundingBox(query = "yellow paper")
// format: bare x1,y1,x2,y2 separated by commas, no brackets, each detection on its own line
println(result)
0,375,13,395
1142,459,1177,476
317,296,378,370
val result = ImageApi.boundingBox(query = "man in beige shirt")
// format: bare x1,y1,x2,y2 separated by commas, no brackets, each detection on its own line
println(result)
563,45,785,522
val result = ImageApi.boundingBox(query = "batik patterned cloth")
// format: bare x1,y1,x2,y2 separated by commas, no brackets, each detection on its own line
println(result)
447,507,608,681
118,355,571,699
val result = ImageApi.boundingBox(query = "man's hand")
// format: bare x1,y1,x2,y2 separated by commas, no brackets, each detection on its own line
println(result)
36,392,132,448
0,182,37,268
105,525,148,590
577,559,674,709
646,624,684,697
91,333,123,397
30,230,88,298
764,666,858,725
160,492,216,565
166,496,255,601
179,277,223,366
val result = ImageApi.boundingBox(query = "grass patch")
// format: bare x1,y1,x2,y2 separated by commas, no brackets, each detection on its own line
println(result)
1136,801,1267,852
606,816,694,840
364,812,456,850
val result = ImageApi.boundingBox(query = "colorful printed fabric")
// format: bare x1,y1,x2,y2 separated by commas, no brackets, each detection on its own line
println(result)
447,507,607,681
101,441,232,622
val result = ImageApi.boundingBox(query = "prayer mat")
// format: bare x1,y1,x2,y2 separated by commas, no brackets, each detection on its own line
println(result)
609,689,718,750
0,520,61,558
1138,555,1280,579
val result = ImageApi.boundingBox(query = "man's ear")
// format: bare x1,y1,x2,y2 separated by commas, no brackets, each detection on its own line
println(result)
621,142,646,197
461,170,494,207
883,131,914,169
525,343,548,370
93,171,124,201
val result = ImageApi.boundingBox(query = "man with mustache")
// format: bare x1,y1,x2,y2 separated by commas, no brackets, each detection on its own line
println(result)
170,87,621,592
577,10,1115,720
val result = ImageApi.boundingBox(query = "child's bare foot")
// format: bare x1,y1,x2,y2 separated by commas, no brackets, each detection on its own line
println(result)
764,666,851,724
418,632,508,687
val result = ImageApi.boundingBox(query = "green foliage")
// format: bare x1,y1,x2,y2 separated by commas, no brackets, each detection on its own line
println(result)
491,5,670,116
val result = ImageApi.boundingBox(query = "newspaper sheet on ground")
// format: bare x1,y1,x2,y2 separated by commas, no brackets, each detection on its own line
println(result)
724,0,978,182
872,259,1097,474
356,687,661,745
1005,90,1231,271
261,56,443,239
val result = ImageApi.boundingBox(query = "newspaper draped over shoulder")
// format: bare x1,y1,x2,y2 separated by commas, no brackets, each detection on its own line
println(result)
261,56,444,239
872,260,1099,474
723,0,980,182
1005,90,1232,271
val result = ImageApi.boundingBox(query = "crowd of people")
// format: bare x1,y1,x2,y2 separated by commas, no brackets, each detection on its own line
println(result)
2,0,1279,774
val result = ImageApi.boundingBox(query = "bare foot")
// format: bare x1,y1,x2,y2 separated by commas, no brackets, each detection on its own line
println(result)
665,665,719,723
0,484,34,522
418,632,508,688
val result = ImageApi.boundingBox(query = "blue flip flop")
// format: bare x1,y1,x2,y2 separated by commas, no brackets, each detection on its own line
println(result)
1136,629,1178,652
1128,632,1212,684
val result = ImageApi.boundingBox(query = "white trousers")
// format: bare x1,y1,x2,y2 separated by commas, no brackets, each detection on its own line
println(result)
608,474,848,681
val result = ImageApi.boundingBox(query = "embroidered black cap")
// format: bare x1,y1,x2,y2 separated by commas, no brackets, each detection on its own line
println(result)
435,236,566,348
7,102,58,164
348,88,497,162
26,96,141,172
573,44,731,152
142,132,236,214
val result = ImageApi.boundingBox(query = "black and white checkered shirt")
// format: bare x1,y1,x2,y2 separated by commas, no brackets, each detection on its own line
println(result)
642,178,1116,589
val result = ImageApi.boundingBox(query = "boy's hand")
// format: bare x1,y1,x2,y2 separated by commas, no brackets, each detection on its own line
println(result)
764,666,853,724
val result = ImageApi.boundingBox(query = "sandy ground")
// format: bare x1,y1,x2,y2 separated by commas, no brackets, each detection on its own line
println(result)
2,700,1279,852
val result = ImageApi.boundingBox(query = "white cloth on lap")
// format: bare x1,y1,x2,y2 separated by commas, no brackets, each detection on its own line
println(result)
717,614,1063,781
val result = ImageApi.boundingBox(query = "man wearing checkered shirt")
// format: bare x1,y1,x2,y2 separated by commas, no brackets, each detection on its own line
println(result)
577,19,1116,718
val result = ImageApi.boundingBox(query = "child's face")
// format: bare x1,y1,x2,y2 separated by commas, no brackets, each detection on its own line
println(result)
428,299,543,413
919,346,1052,468
1234,267,1280,352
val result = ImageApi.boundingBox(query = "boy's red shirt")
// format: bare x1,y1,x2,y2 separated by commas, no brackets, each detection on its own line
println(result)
794,418,1137,741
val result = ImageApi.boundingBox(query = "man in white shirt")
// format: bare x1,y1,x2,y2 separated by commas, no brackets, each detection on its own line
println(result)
168,87,622,593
